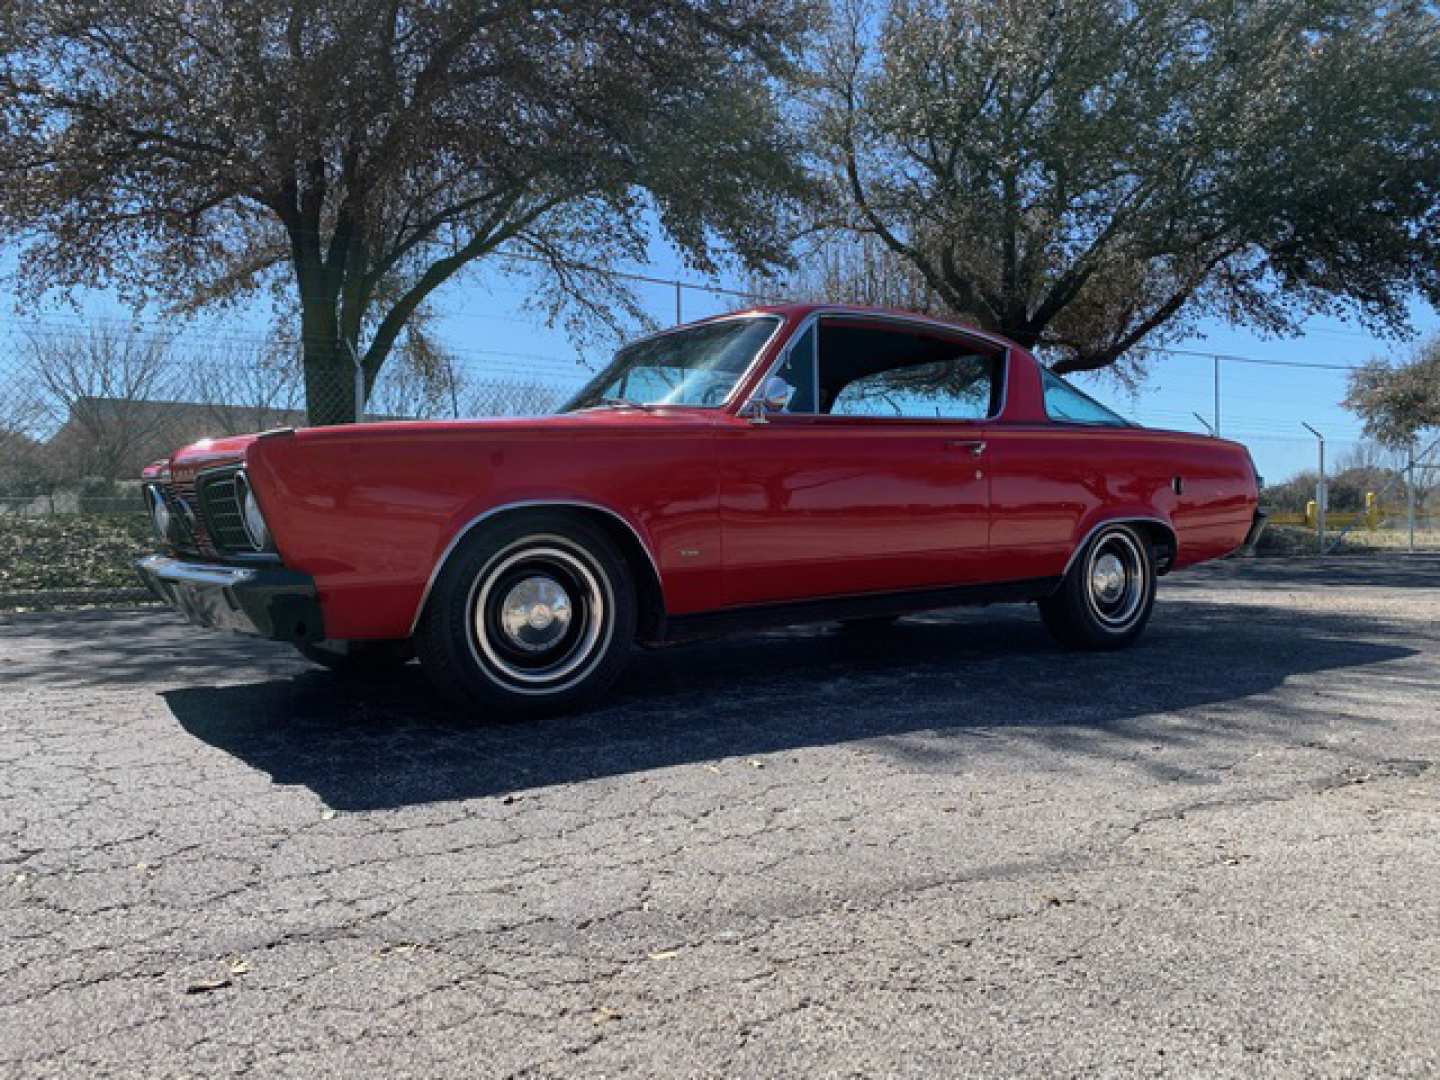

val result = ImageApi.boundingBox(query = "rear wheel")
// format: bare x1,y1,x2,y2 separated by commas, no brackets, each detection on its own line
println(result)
415,512,636,717
1039,523,1156,649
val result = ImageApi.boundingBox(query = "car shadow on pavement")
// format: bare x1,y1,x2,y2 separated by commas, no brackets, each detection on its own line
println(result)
157,597,1422,811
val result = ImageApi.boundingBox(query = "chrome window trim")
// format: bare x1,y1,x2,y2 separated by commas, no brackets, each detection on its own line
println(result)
717,314,788,408
406,499,664,636
1061,517,1177,579
744,310,1011,423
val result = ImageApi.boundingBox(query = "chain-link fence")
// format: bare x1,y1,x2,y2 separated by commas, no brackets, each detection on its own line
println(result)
1261,436,1440,554
2,269,1437,561
0,332,588,514
0,270,757,520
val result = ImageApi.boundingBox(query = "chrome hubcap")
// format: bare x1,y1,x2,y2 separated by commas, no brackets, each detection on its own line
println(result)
470,540,612,693
1090,553,1126,604
1084,530,1147,630
499,575,573,652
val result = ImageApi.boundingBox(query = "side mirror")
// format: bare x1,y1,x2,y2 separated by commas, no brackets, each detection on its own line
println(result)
743,376,795,423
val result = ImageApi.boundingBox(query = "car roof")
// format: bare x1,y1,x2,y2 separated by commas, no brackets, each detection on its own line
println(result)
694,303,1019,352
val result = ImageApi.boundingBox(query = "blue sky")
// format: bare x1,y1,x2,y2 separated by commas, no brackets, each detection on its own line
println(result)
4,242,1435,486
417,251,1439,485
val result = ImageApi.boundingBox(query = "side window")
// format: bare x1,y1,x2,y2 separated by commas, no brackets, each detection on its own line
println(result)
775,325,817,413
817,321,1002,420
1041,369,1131,427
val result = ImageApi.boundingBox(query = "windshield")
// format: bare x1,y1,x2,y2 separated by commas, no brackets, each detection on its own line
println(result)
562,316,781,411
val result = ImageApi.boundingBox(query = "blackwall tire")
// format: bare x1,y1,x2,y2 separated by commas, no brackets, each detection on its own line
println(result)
1039,523,1157,650
415,512,636,717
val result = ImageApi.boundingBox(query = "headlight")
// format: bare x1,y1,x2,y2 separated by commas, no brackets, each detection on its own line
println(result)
235,471,271,551
145,485,172,543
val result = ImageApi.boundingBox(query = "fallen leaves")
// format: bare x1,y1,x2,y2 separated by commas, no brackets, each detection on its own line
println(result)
0,513,154,593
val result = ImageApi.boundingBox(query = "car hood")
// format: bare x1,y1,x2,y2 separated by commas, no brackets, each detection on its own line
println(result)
154,408,724,480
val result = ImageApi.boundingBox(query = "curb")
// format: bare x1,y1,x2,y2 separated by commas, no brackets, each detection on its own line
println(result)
0,588,159,610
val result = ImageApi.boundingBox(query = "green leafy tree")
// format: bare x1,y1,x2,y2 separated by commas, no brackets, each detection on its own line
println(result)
0,0,812,424
808,0,1440,379
1345,336,1440,448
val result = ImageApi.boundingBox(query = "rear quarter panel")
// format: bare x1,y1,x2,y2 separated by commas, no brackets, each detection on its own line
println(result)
243,417,722,640
985,425,1258,580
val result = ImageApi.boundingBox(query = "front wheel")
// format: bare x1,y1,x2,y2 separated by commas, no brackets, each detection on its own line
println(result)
1039,523,1157,649
415,512,636,717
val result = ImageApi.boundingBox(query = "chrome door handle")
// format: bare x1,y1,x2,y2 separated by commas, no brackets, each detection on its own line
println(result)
946,440,987,457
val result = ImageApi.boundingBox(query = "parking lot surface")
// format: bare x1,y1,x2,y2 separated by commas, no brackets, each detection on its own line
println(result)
2,557,1438,1078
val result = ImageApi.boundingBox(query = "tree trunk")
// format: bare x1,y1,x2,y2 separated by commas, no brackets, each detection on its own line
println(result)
298,283,358,426
302,344,357,426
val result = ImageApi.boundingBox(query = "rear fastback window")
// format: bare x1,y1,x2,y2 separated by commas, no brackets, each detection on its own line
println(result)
1041,369,1132,427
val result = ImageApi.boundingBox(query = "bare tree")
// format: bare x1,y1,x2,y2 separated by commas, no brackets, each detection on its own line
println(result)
182,343,306,435
1,0,813,424
751,232,935,312
463,379,566,418
22,325,179,480
811,0,1440,380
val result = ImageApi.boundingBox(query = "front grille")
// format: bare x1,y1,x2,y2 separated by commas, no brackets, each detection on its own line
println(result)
162,478,207,553
197,470,252,553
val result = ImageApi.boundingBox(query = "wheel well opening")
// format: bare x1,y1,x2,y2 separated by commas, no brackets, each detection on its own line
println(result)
570,507,667,640
1130,520,1178,575
441,504,666,641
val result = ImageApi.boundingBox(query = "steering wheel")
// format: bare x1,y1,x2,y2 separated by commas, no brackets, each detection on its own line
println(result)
700,381,731,406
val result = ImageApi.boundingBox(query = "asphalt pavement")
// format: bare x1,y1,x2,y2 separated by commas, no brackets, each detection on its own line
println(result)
2,557,1438,1077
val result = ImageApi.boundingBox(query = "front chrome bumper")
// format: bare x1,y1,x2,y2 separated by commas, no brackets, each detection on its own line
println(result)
136,555,323,641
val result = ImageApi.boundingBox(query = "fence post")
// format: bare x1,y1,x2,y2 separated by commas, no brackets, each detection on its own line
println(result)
1302,422,1325,553
1213,356,1221,437
347,341,364,423
1408,441,1416,554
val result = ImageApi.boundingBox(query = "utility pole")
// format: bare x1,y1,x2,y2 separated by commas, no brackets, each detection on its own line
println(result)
675,281,683,325
1303,422,1325,552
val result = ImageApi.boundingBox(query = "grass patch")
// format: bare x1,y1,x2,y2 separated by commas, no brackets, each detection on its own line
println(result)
0,513,155,592
1254,522,1440,555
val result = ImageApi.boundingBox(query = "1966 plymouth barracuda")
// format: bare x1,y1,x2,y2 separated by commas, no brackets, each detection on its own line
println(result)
137,304,1265,714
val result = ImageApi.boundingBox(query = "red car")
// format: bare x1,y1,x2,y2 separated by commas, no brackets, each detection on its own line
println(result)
138,305,1265,713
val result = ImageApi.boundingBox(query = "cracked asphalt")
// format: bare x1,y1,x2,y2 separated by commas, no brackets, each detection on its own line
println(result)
2,557,1438,1078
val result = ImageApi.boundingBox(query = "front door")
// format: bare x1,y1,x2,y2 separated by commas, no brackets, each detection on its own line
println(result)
719,317,1001,608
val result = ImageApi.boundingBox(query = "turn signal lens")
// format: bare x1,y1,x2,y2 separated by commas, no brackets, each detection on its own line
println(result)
145,485,171,543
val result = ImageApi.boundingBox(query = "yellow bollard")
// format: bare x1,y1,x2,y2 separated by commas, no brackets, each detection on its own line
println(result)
1306,499,1317,528
1366,492,1380,530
